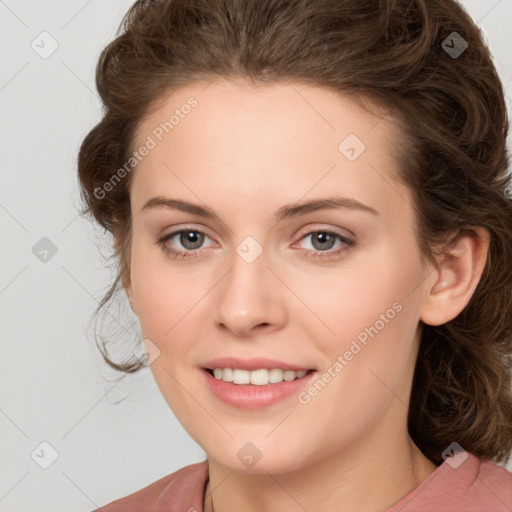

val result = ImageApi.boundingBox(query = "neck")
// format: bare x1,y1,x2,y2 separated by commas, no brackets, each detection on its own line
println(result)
203,427,437,512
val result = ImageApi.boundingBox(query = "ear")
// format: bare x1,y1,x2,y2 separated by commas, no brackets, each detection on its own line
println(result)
420,227,490,326
113,232,137,316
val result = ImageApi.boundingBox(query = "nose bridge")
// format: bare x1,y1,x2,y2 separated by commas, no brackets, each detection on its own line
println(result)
214,238,286,336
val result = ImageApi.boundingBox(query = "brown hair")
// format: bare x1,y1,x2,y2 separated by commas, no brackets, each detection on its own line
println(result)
77,0,512,466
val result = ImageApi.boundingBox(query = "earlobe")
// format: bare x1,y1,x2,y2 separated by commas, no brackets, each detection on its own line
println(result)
420,227,490,326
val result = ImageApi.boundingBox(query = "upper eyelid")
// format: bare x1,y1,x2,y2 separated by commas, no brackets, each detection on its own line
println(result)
161,222,354,239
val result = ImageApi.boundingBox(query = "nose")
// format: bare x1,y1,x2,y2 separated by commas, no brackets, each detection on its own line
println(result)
214,249,288,338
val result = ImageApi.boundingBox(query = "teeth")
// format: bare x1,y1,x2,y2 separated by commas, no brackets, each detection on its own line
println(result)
212,368,309,385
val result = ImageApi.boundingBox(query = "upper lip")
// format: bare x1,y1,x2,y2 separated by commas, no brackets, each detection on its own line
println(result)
202,357,314,372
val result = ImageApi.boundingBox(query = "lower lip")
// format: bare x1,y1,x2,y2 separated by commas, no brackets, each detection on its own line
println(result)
201,369,317,409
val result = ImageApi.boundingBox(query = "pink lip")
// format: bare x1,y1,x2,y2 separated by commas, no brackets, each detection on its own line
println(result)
201,368,318,409
201,357,314,372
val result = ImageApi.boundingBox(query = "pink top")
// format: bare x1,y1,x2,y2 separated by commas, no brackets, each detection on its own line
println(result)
93,452,512,512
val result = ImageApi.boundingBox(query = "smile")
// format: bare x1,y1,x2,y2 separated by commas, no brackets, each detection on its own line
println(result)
209,368,309,385
202,367,317,409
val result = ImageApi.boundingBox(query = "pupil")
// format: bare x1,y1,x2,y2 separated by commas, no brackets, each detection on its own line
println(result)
314,232,334,250
182,231,203,249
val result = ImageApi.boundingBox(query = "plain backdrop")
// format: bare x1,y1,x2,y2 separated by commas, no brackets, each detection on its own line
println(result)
1,1,511,511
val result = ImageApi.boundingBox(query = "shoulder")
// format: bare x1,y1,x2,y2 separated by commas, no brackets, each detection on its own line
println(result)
92,460,209,512
388,452,512,512
474,457,512,502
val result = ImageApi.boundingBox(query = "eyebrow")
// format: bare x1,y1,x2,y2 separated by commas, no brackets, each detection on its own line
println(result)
141,195,380,220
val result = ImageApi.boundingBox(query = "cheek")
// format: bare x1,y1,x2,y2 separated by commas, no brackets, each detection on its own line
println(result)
292,273,421,443
333,253,423,395
129,242,192,340
290,242,423,354
129,245,204,413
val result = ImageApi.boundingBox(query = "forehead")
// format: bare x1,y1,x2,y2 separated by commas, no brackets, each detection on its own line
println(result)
131,79,411,224
135,78,396,152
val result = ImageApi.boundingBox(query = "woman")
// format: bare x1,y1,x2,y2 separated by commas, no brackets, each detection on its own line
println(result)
78,0,512,510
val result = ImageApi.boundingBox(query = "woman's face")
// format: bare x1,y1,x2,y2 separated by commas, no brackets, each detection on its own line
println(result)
126,79,436,473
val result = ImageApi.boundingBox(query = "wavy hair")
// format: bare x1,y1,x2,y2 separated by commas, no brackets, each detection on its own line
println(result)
77,0,512,465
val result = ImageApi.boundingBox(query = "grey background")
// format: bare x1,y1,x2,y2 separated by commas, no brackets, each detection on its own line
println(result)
1,1,511,511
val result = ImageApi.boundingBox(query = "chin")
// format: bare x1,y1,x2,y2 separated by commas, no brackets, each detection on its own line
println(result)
204,440,314,475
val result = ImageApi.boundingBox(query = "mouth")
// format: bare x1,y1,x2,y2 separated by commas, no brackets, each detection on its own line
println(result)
204,367,316,386
201,365,318,409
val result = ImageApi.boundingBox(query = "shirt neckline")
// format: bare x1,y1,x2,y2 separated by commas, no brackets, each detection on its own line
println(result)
200,453,481,512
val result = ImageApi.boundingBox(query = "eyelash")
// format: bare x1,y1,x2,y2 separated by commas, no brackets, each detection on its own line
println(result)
156,228,356,261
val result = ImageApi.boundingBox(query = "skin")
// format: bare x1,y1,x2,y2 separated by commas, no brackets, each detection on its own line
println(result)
121,78,490,512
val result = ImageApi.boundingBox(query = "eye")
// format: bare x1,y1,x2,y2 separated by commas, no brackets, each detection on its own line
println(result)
156,229,214,259
156,227,356,261
295,230,355,261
